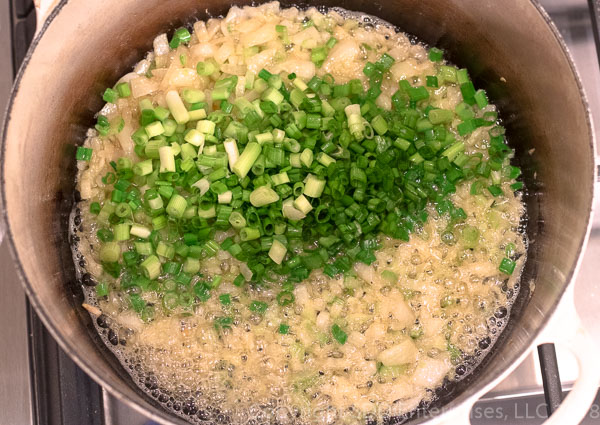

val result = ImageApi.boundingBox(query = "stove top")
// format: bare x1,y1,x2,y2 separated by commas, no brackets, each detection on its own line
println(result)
1,1,599,424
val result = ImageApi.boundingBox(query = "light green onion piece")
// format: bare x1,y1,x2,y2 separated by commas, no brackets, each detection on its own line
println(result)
254,78,268,93
139,99,153,110
240,227,260,241
166,194,187,218
135,241,153,255
152,215,167,230
316,152,336,167
428,109,454,124
282,197,306,220
290,153,302,168
410,152,424,164
321,100,335,117
268,239,287,265
170,142,181,156
113,223,130,241
292,78,308,92
163,119,177,137
272,128,285,143
180,143,197,160
218,191,233,204
198,204,216,218
133,159,153,176
245,71,255,89
130,224,151,239
100,242,120,262
251,99,265,118
156,241,175,259
145,121,165,138
229,211,247,229
182,88,205,103
303,174,326,198
192,177,210,196
141,255,161,280
183,257,200,274
232,142,261,178
197,120,216,135
272,172,290,186
196,61,216,76
184,129,205,148
158,146,176,173
203,145,217,156
183,206,197,219
188,108,207,121
293,194,313,214
148,195,163,210
442,142,465,162
345,104,364,141
255,132,274,144
165,90,190,124
249,186,280,207
381,270,398,283
300,149,313,167
261,87,284,105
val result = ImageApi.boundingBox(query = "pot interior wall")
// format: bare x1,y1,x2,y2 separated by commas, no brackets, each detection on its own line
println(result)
1,0,594,423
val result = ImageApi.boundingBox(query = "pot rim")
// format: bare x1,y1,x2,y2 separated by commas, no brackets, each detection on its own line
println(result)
0,1,595,424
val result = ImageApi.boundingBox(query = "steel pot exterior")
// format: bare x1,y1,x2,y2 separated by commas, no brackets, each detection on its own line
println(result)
0,0,595,424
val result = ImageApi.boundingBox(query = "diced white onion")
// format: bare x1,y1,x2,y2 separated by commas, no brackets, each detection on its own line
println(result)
153,33,170,57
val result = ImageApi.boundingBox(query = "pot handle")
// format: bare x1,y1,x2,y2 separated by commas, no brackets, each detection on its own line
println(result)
433,284,600,425
530,284,600,424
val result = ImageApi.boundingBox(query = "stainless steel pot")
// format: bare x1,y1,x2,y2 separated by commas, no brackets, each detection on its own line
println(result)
1,0,597,424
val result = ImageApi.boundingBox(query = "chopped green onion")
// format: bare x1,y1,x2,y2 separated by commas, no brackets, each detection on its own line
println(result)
219,294,231,306
487,185,503,197
249,300,268,314
166,194,187,218
116,82,131,98
103,88,119,104
240,227,260,241
165,90,190,124
141,255,161,279
182,89,205,104
499,258,516,275
345,104,365,141
371,115,388,135
428,47,444,62
170,27,191,48
232,143,261,178
113,223,130,241
196,61,216,76
76,147,93,161
331,324,347,344
474,89,489,108
89,202,101,215
158,146,176,173
268,239,287,264
249,186,279,207
304,174,326,198
130,224,151,239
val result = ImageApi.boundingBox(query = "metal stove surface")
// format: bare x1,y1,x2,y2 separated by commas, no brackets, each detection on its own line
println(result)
1,1,600,424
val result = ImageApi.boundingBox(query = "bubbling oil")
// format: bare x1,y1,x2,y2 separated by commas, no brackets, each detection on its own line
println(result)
70,3,527,424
